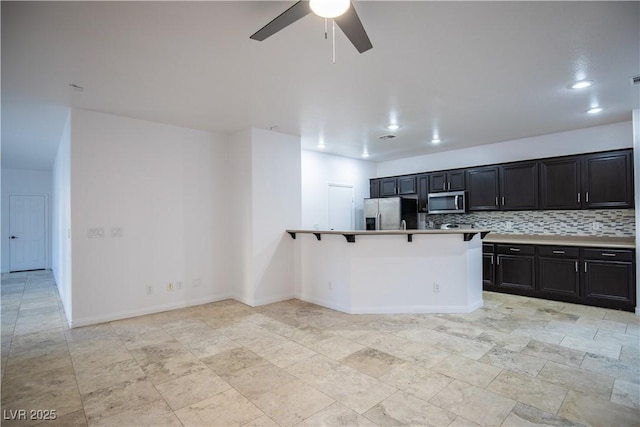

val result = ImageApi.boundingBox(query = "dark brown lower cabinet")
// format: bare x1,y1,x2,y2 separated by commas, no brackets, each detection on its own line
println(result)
483,243,636,312
496,245,535,295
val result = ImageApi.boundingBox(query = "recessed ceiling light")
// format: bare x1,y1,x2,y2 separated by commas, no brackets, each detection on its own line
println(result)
386,124,400,131
431,137,441,144
317,143,326,149
362,151,370,158
570,80,594,89
586,107,605,114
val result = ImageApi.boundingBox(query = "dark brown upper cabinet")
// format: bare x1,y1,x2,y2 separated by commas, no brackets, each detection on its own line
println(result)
429,170,465,193
369,179,380,198
466,166,499,211
582,150,633,209
500,161,538,210
377,175,417,197
397,175,417,195
417,174,429,212
540,156,582,209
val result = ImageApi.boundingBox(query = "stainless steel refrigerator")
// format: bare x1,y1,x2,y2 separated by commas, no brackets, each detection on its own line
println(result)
364,197,418,230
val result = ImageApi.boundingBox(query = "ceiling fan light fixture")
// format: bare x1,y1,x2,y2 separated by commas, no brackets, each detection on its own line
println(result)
309,0,350,19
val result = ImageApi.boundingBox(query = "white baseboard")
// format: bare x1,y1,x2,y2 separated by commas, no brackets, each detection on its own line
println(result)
69,293,233,328
298,294,351,314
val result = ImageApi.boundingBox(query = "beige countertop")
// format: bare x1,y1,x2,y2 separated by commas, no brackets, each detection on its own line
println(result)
287,228,491,235
483,233,635,249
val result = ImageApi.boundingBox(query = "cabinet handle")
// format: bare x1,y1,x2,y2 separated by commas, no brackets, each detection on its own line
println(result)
509,248,520,252
586,192,589,203
497,256,500,265
552,250,565,254
448,182,451,191
501,196,505,206
577,193,580,203
495,197,498,206
584,262,587,273
575,261,578,273
601,253,617,257
490,255,494,265
443,182,446,191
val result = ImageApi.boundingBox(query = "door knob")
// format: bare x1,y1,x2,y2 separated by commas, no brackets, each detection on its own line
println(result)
10,236,18,239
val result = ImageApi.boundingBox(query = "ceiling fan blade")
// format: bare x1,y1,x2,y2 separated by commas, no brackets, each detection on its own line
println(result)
334,3,372,53
250,1,312,41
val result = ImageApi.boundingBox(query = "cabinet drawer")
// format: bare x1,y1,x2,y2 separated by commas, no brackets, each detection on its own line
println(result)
497,244,535,256
538,246,579,258
582,248,634,262
483,243,495,253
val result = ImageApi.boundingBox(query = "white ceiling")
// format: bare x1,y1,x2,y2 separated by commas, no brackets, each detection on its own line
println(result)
2,1,639,170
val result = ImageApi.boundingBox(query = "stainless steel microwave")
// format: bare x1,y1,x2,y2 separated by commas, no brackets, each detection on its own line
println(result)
427,191,466,214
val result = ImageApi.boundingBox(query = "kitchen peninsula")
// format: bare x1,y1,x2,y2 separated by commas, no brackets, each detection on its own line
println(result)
288,228,491,314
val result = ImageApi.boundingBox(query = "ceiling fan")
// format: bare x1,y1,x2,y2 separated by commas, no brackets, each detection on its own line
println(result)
250,0,373,53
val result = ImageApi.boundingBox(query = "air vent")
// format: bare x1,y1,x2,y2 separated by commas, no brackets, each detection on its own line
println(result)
631,75,640,86
378,134,396,140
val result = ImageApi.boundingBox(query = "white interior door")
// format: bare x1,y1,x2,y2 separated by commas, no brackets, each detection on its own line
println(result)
9,195,46,272
328,184,354,230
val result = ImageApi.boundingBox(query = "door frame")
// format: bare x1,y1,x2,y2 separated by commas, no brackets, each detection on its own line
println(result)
8,194,49,272
327,183,354,231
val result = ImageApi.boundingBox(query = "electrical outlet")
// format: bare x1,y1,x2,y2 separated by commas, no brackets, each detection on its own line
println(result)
505,221,513,231
87,227,105,238
111,227,123,237
433,283,440,293
167,282,174,292
146,285,153,295
592,222,602,230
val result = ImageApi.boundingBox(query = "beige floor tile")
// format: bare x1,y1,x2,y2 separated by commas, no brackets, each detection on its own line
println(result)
295,402,378,426
560,335,621,359
537,361,613,400
448,416,480,427
593,329,640,348
175,388,265,427
35,409,88,427
340,347,405,378
433,333,494,360
364,390,456,426
308,335,365,360
580,352,639,381
379,362,453,401
257,340,317,368
501,402,585,427
251,378,335,426
69,338,133,371
430,379,516,426
432,354,501,388
510,327,566,345
611,379,640,410
480,347,546,377
434,320,485,339
201,347,271,379
74,358,145,395
242,414,280,427
155,369,232,410
521,339,585,368
474,329,531,352
558,389,639,427
228,363,297,401
183,332,242,359
287,355,396,414
486,370,568,414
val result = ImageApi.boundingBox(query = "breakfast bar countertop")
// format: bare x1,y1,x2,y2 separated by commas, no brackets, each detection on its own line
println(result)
483,233,636,249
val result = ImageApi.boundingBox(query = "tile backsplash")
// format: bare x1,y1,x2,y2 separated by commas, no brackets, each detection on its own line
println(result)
423,209,636,237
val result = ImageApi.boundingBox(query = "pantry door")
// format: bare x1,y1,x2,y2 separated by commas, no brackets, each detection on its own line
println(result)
328,184,354,231
9,195,47,272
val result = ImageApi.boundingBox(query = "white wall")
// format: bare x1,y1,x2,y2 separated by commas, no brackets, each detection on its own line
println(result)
301,150,377,230
377,121,633,176
229,128,302,306
1,168,53,273
52,111,72,320
69,109,231,327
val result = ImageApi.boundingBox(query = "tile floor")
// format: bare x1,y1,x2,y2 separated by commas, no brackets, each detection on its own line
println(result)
1,270,639,427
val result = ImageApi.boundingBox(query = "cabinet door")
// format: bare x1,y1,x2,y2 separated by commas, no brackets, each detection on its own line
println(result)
583,150,633,208
397,175,417,195
582,260,635,311
466,167,499,211
497,255,535,294
380,178,397,196
429,173,448,192
369,179,380,198
538,257,580,302
448,170,466,191
501,161,538,210
539,156,581,209
417,174,429,212
483,244,496,289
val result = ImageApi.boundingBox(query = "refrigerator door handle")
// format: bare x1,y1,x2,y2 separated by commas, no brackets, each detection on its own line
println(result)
377,213,381,230
401,219,406,230
454,195,459,210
